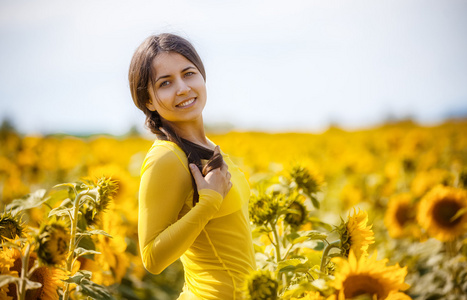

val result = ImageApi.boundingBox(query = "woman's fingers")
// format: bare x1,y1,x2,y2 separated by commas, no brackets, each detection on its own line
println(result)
220,161,228,172
189,164,207,189
190,146,233,198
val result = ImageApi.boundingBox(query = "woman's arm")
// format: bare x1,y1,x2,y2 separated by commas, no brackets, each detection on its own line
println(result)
138,145,223,275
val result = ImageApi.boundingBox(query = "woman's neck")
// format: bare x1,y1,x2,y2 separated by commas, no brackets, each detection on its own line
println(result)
162,118,214,150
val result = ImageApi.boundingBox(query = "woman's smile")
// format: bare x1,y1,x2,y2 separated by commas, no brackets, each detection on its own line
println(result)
176,97,197,108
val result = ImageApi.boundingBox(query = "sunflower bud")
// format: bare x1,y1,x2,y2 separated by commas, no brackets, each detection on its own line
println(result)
249,193,280,226
0,211,25,243
243,270,279,300
96,177,118,212
289,165,321,196
37,220,70,266
96,176,119,213
284,201,307,228
81,176,119,226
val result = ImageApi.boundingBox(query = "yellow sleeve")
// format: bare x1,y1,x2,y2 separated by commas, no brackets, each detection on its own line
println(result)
138,144,223,275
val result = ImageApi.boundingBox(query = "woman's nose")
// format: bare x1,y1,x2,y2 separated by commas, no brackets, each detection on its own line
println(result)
176,80,191,95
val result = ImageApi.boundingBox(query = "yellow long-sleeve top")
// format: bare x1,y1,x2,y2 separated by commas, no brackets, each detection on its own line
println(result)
138,139,256,299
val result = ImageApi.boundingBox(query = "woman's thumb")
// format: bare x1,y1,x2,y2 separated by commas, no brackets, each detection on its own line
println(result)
189,164,204,186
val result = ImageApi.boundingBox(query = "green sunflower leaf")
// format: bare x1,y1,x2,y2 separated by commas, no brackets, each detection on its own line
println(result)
292,235,309,244
277,258,302,273
5,189,48,215
77,229,112,238
309,195,320,209
48,206,73,218
77,278,114,300
24,278,42,290
306,230,328,240
63,270,92,284
0,275,21,287
74,247,101,257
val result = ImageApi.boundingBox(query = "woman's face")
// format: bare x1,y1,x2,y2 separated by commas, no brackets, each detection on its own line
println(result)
146,51,207,125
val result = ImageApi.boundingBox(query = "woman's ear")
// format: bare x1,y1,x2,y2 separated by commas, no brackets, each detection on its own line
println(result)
146,85,157,111
146,100,156,111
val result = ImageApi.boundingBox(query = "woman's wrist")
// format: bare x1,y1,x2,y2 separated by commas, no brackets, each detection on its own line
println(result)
197,189,223,212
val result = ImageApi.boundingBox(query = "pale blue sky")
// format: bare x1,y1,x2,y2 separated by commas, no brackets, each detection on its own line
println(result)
1,0,466,135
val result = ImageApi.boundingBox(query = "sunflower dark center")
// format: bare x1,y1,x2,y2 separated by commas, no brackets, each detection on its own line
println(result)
432,198,463,228
0,220,18,240
26,267,46,300
343,275,385,299
395,203,412,226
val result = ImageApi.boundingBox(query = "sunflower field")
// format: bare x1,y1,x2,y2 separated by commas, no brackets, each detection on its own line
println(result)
1,119,467,300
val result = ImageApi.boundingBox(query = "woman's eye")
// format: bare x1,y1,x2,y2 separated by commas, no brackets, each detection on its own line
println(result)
159,81,170,88
185,72,194,77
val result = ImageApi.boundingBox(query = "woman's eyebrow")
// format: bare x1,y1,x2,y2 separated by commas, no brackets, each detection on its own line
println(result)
155,66,196,83
155,74,170,82
182,66,196,72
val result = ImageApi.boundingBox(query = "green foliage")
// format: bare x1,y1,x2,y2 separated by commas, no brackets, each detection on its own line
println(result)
247,164,338,299
0,176,118,300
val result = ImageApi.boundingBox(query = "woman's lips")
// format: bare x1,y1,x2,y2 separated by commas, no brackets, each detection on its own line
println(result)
176,97,196,108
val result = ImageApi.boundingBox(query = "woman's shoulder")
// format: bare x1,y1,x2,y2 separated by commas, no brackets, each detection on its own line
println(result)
140,140,188,176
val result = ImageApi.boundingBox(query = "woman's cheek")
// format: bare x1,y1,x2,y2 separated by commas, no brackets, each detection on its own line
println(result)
155,91,173,108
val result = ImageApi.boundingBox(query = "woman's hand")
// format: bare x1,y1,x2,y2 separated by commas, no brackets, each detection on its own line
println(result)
189,146,232,198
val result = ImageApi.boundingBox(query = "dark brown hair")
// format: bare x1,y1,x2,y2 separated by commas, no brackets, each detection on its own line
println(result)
129,33,223,205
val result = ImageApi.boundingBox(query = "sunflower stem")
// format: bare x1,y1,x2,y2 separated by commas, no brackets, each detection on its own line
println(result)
27,260,39,277
269,220,288,294
269,221,282,264
319,239,341,276
282,243,294,261
18,242,31,300
63,190,88,300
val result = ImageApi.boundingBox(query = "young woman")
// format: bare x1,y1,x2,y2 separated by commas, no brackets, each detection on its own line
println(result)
128,33,256,299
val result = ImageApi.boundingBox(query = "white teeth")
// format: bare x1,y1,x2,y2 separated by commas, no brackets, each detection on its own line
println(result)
177,98,195,107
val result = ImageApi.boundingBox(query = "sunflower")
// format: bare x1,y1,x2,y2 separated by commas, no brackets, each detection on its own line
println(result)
0,247,18,300
249,192,281,226
330,250,409,300
242,270,279,300
87,163,134,203
36,219,70,266
417,185,467,242
4,245,42,299
289,165,322,196
384,193,420,239
25,266,66,300
284,199,308,229
336,209,375,258
80,176,119,226
0,210,25,243
96,176,119,210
